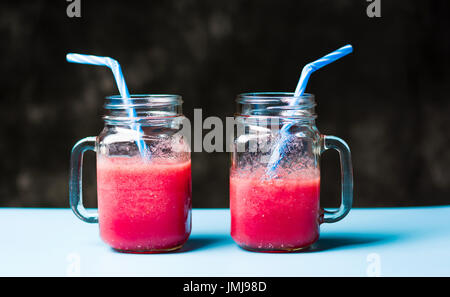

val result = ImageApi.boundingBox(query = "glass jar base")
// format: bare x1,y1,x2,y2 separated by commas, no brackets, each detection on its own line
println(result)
238,244,312,253
113,244,184,254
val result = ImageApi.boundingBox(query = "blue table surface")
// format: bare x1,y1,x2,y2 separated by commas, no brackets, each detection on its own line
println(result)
0,207,449,276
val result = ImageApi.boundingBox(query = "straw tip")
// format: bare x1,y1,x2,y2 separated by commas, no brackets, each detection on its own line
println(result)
343,44,353,53
66,53,77,62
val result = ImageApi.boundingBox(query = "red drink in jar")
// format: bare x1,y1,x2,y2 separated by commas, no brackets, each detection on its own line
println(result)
230,168,320,251
97,157,192,252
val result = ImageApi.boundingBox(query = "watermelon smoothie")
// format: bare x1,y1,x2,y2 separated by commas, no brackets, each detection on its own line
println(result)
230,168,320,251
97,156,192,253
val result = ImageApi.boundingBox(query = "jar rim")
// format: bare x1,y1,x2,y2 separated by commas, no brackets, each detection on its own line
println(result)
105,94,182,109
236,92,314,104
235,92,316,120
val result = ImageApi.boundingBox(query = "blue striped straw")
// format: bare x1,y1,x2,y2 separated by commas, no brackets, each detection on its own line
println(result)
265,45,353,176
66,53,148,157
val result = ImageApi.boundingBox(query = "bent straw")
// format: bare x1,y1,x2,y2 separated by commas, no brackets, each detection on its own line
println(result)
66,53,148,157
265,45,353,176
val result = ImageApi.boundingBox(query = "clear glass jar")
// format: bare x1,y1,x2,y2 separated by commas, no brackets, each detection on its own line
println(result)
230,92,353,252
69,95,191,253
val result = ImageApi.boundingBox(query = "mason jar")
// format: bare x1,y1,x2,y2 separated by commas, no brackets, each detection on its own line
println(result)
69,94,191,253
230,92,353,252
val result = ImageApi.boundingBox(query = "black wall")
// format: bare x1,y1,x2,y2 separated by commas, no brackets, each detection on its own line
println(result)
1,0,449,208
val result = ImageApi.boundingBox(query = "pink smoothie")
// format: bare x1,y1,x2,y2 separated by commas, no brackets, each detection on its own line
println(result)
97,157,191,252
230,169,320,251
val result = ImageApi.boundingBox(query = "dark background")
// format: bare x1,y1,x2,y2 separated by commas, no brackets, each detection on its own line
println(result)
1,0,449,208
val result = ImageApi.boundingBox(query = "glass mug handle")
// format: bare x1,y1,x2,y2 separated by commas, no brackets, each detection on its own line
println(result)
69,136,98,223
320,135,353,223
